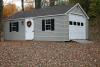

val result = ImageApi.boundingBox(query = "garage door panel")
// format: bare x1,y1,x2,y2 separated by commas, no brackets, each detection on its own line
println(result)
69,14,86,40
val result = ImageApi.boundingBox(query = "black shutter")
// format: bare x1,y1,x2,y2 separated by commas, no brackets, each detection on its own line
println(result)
9,22,12,32
42,20,45,31
51,19,55,31
16,22,19,32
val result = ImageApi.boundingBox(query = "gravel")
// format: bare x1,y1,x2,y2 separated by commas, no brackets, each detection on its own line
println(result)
0,41,100,67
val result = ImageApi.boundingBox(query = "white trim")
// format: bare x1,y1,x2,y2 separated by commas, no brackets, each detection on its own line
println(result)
7,18,25,21
36,31,68,34
7,14,67,21
35,36,67,37
77,3,89,19
69,12,84,16
33,14,66,18
65,4,77,14
78,3,89,19
65,3,89,19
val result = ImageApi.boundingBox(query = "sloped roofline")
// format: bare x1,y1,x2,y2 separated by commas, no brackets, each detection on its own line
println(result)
65,3,89,19
7,3,89,20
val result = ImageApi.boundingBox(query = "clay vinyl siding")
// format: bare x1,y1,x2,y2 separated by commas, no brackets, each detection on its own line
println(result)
4,19,25,40
34,15,69,41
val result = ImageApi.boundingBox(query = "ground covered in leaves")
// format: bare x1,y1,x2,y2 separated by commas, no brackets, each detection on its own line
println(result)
0,41,100,67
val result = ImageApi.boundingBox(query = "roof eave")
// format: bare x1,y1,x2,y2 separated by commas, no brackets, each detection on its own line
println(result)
10,14,67,20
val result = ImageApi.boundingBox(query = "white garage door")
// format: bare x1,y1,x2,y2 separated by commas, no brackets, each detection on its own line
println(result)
69,14,86,40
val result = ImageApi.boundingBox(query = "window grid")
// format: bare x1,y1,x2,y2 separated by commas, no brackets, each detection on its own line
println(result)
77,22,80,26
10,22,19,32
74,22,76,25
42,19,55,31
69,21,73,25
81,23,84,26
11,23,16,31
45,19,51,30
69,21,84,26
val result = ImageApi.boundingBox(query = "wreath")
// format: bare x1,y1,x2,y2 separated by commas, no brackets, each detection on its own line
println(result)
27,21,32,27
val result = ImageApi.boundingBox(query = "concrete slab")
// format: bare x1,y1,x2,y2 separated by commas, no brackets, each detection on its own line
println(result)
73,40,93,44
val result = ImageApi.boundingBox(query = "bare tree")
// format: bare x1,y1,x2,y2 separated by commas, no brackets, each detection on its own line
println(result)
0,0,3,32
21,0,24,11
35,0,41,9
0,0,3,17
50,0,56,6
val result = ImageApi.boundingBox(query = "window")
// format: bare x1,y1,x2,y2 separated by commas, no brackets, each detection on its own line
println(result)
74,22,76,25
46,19,51,30
51,19,55,31
46,19,51,24
69,21,73,25
9,22,19,32
81,23,84,26
69,21,84,26
42,19,55,31
77,22,80,26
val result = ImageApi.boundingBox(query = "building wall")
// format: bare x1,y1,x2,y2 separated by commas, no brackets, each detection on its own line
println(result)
34,15,69,41
86,19,89,39
4,19,25,40
68,5,89,40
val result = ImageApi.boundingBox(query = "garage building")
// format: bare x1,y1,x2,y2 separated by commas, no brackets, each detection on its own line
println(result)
4,3,89,41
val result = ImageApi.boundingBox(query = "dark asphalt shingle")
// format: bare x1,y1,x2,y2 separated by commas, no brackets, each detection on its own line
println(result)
9,4,74,19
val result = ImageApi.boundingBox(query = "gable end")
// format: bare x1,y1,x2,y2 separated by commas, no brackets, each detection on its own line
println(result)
65,3,89,19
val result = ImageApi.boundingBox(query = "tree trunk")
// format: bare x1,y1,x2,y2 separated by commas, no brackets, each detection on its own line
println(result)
0,0,3,32
50,0,55,6
35,0,41,9
21,0,24,11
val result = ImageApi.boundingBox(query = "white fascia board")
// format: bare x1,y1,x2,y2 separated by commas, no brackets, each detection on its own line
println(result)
69,12,84,16
65,3,89,19
8,18,25,21
33,14,66,19
7,14,67,21
7,17,34,21
77,3,89,19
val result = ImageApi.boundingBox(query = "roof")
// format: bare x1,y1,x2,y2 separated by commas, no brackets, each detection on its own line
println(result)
9,4,74,19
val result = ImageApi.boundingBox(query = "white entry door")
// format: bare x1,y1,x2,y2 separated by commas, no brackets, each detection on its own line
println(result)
69,14,86,40
25,18,34,40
